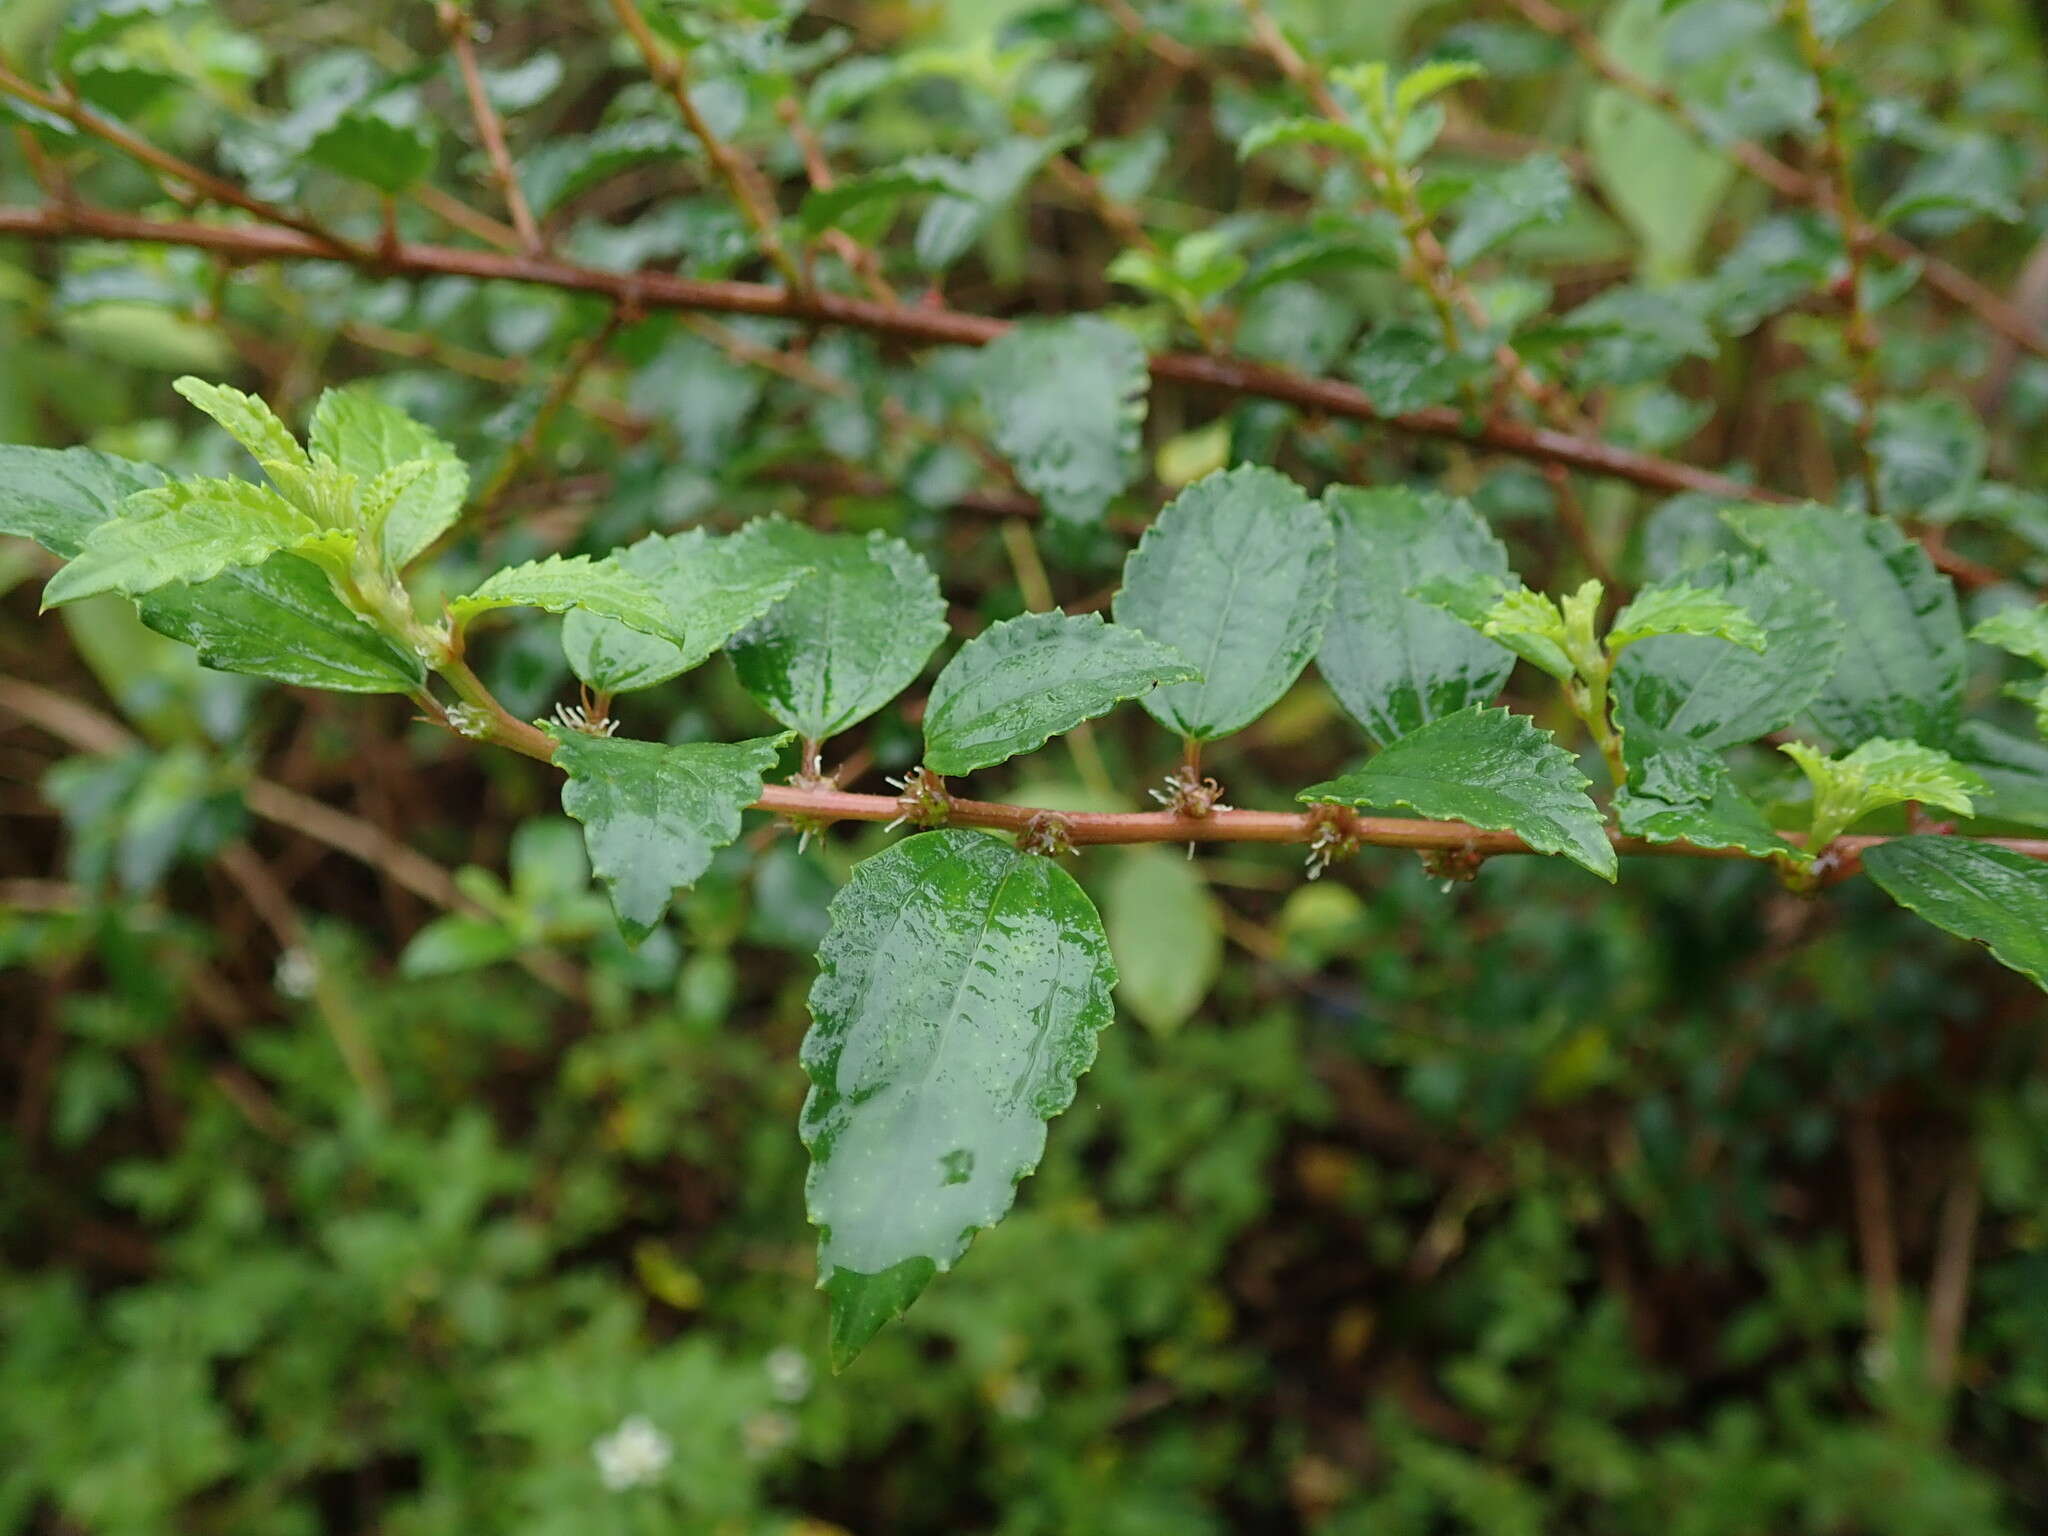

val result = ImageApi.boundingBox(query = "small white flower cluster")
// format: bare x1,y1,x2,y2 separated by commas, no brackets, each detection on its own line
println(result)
551,701,618,737
590,1414,673,1492
273,945,319,1000
442,703,492,739
764,1344,813,1403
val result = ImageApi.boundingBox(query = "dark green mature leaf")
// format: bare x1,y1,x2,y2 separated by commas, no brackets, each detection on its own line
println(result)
1316,486,1515,747
1447,154,1573,267
563,528,813,696
801,829,1117,1366
914,136,1074,272
42,479,329,609
450,554,678,641
1349,323,1488,415
547,729,788,943
796,164,960,238
306,111,436,195
1299,705,1616,880
728,520,947,744
1871,396,1985,521
1613,732,1796,859
1864,837,2048,991
1724,503,1964,747
978,315,1148,527
308,385,468,569
1612,555,1845,749
922,612,1197,777
518,119,697,214
0,445,422,693
1113,466,1333,742
1957,721,2048,829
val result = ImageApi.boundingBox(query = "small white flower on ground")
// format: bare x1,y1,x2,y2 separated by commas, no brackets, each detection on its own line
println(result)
742,1409,797,1461
764,1344,813,1403
273,946,318,1000
591,1413,673,1491
992,1373,1043,1421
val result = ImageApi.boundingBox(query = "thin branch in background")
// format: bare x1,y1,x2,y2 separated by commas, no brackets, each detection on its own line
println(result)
777,93,896,302
1925,1153,1982,1395
1786,0,1886,514
436,0,545,255
1846,1104,1902,1349
605,0,804,290
1503,0,2048,365
470,309,628,517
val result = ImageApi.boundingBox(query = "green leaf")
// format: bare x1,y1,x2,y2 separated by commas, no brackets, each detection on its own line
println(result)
795,164,960,239
1956,721,2048,828
1613,731,1797,859
1782,737,1983,848
563,528,814,696
1113,466,1334,742
56,0,202,68
1863,837,2048,992
913,135,1073,272
547,729,788,943
1584,0,1734,280
308,385,469,568
1103,848,1222,1037
1238,115,1375,163
399,913,523,978
1348,322,1489,415
728,520,948,744
172,377,309,472
1316,486,1515,747
1299,704,1616,880
0,446,423,693
1612,555,1846,750
977,315,1148,527
922,612,1196,777
449,554,677,641
42,479,328,609
1414,578,1581,683
1724,502,1964,747
1393,58,1487,114
306,110,436,195
1972,605,2048,670
518,119,698,215
1446,154,1573,267
801,829,1117,1367
1608,582,1768,653
1871,395,1986,521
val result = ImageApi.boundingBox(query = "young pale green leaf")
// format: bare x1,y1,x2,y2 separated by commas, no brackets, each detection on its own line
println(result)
1103,848,1222,1037
1612,555,1845,750
977,315,1148,526
1972,605,2048,670
1113,466,1333,742
1781,737,1984,849
728,520,948,744
0,445,422,693
1725,502,1963,747
398,913,524,978
1316,486,1515,747
1238,115,1376,162
449,554,677,642
548,729,789,943
1299,705,1616,880
1863,836,2048,992
563,528,814,697
1393,58,1487,115
801,829,1117,1366
41,479,329,609
308,385,469,568
172,377,309,471
1607,582,1768,654
1613,732,1798,860
921,612,1197,777
1416,576,1578,682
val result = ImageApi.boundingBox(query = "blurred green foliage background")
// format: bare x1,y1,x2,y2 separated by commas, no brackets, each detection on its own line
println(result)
6,0,2048,1530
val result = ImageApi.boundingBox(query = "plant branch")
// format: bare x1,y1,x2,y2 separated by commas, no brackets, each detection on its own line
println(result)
0,204,1797,511
436,0,544,255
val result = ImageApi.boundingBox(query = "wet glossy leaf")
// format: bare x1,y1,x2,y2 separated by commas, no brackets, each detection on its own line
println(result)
728,520,947,744
308,385,468,568
1300,704,1616,880
1782,738,1982,847
1447,154,1572,267
978,315,1148,527
1607,583,1767,653
1316,486,1515,746
1103,848,1221,1036
518,119,697,214
1724,503,1964,747
1613,732,1796,859
0,445,422,693
922,611,1197,777
450,554,677,642
172,377,307,471
1612,555,1845,750
1863,837,2048,991
42,478,329,609
1113,466,1334,742
913,136,1076,272
801,829,1117,1366
306,111,436,195
547,729,789,943
563,528,813,696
